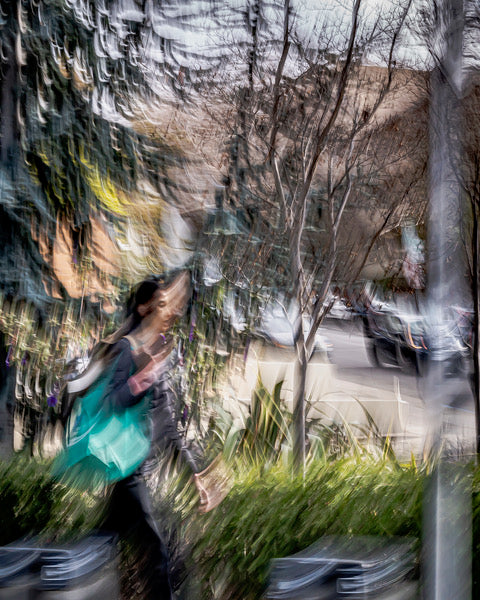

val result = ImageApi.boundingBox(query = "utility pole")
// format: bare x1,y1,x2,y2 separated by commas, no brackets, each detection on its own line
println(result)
423,0,472,598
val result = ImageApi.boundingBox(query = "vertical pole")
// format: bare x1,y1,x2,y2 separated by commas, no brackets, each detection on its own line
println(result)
423,0,472,598
472,208,480,454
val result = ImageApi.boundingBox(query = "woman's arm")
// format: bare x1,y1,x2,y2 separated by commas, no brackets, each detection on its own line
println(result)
105,339,147,409
150,377,198,473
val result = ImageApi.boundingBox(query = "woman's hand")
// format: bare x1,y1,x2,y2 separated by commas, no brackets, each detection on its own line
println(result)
127,352,170,396
194,473,211,512
194,457,233,514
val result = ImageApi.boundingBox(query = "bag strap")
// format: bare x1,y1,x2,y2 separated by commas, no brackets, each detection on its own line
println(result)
124,334,140,351
67,359,105,394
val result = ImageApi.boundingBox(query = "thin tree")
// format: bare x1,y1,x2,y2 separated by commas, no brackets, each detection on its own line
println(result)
203,0,414,468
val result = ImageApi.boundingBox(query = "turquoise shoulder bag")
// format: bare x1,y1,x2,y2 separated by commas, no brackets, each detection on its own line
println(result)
52,356,151,491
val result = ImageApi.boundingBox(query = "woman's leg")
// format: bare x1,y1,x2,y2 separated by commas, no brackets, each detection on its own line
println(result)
103,472,173,600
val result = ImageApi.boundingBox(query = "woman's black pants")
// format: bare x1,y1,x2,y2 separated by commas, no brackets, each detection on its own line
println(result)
102,471,173,600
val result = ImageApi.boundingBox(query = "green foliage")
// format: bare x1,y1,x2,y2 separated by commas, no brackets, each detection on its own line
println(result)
0,380,476,600
178,280,238,441
171,382,427,600
187,457,423,600
205,375,401,470
0,456,98,545
472,466,480,593
0,444,477,600
0,0,192,315
237,381,292,466
0,294,114,373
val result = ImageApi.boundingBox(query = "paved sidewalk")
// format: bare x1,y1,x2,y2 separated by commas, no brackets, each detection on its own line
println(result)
331,371,476,460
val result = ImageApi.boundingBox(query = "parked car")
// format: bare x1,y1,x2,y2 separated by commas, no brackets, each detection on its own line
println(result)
363,304,470,377
322,293,355,320
256,298,333,362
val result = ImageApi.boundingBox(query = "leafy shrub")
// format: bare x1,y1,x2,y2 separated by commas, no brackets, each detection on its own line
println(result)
0,373,478,600
0,456,98,544
187,456,423,600
173,380,426,599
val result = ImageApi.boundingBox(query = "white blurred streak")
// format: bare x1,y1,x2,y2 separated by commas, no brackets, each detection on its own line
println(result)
203,256,222,286
157,204,195,269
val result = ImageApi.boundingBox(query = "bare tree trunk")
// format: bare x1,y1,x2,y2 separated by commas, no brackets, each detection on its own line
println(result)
292,321,307,471
290,193,308,469
231,0,412,473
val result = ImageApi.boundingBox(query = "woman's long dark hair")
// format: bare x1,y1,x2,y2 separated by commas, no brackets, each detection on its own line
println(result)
90,270,189,362
126,278,162,331
125,270,189,332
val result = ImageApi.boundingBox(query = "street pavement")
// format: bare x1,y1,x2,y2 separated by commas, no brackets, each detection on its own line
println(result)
320,318,476,459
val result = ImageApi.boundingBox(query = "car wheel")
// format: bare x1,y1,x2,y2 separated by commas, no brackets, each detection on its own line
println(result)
416,353,428,378
366,339,381,367
395,343,416,375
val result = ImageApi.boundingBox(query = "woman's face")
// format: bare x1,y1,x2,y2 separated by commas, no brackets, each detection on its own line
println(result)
139,272,190,334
